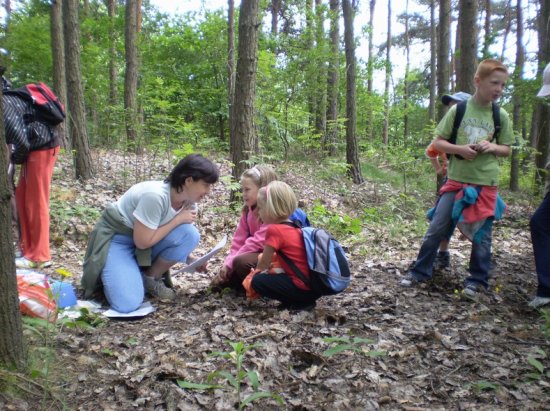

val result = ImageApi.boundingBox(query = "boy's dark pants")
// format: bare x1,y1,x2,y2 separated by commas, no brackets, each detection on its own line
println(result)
530,194,550,298
251,273,319,307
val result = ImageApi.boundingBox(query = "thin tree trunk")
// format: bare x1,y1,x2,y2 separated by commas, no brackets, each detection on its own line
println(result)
342,0,363,184
51,0,68,149
428,0,436,122
228,0,235,143
500,0,513,61
325,0,339,156
366,0,376,141
403,0,410,141
437,0,451,122
382,0,391,145
108,0,117,106
125,0,139,152
270,0,280,35
510,0,524,192
230,0,260,184
63,0,94,180
305,0,316,129
314,0,327,139
0,89,25,370
481,0,491,58
456,0,478,94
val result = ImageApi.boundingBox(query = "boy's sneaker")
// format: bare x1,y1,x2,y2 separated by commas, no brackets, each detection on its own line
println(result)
15,257,52,269
400,273,421,288
528,296,550,309
462,283,479,300
143,275,176,300
433,251,450,270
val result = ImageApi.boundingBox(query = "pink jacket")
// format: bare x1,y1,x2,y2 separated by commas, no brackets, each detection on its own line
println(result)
224,207,268,270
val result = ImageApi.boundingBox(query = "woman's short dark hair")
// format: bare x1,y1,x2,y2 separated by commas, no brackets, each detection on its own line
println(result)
164,154,219,191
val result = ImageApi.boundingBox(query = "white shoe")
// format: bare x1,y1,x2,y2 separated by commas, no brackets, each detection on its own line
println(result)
528,296,550,309
15,257,52,269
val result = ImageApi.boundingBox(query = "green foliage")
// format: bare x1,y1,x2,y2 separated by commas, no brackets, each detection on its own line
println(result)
525,348,550,382
465,380,500,393
322,336,387,358
177,341,284,409
308,200,362,236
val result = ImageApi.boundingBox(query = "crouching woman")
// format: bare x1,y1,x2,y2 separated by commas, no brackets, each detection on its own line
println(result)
81,154,219,313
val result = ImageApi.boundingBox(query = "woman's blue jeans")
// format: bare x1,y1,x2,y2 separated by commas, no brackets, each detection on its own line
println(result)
101,223,200,313
410,191,493,289
530,194,550,298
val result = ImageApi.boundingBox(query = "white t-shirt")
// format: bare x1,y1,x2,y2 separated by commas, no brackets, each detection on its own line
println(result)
115,181,180,229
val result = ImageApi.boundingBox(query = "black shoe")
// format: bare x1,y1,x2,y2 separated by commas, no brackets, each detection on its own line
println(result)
277,302,316,312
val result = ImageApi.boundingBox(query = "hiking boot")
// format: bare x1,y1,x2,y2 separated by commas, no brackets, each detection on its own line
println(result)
528,296,550,309
277,301,316,312
433,251,450,270
162,270,174,289
400,273,422,288
143,275,176,300
462,283,479,301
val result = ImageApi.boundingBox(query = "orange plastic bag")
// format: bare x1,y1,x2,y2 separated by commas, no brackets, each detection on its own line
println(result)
242,268,261,300
17,271,57,322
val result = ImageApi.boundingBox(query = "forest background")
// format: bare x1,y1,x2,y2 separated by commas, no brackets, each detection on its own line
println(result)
1,0,550,409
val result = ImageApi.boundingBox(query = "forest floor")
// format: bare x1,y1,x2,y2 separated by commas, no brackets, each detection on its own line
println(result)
2,150,550,411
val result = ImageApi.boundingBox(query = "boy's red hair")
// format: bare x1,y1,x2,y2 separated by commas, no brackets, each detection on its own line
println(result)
475,59,508,80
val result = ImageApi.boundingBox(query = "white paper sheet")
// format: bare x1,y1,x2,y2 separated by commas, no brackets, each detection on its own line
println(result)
103,301,156,318
172,235,227,275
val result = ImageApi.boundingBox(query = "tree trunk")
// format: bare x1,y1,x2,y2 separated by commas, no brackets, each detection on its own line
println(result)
436,0,450,122
382,0,391,145
509,0,524,192
270,0,280,35
63,0,94,180
366,0,376,141
481,0,491,59
500,0,513,61
403,0,410,141
314,0,327,140
534,0,550,190
305,0,316,129
125,0,139,152
342,0,363,184
325,0,339,156
230,0,260,184
456,0,478,94
50,0,68,149
428,0,436,122
108,0,117,106
0,87,25,370
228,0,235,143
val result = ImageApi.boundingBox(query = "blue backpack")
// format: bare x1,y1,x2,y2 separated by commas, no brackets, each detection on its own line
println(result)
279,224,351,295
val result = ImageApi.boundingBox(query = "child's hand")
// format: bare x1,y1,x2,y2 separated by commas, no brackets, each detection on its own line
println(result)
176,208,197,224
460,144,479,160
474,140,496,154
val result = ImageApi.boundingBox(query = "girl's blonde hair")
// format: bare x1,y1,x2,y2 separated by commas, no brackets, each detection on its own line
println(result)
241,165,278,188
257,181,297,222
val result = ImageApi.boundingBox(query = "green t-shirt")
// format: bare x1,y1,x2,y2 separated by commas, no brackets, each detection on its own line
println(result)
435,99,514,186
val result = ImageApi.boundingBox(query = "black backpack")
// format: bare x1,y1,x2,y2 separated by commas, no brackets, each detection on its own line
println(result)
449,100,501,160
5,82,65,125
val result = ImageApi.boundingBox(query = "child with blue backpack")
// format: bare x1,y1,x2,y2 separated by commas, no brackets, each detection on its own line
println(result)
210,165,309,291
243,181,321,311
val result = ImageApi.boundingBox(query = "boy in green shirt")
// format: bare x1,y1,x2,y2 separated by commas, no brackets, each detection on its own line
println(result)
401,59,514,299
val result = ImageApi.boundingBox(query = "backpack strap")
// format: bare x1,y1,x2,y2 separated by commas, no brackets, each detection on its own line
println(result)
491,102,500,143
449,100,467,145
278,250,310,287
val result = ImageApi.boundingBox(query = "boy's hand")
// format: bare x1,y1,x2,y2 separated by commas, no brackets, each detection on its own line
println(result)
473,140,496,154
459,144,479,160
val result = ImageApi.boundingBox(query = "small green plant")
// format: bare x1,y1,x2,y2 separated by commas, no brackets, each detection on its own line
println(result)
308,201,362,236
322,336,387,358
525,348,550,381
177,341,284,409
540,309,550,337
465,380,499,393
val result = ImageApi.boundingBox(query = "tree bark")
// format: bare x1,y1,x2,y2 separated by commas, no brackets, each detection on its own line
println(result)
125,0,139,152
366,0,376,141
382,0,391,145
403,0,410,141
428,0,436,122
0,87,25,370
230,0,260,184
108,0,117,106
456,0,478,94
228,0,235,144
534,0,550,190
270,0,280,35
509,0,524,192
481,0,491,59
436,0,450,122
325,0,339,156
63,0,94,180
314,0,327,139
50,0,68,149
342,0,363,184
